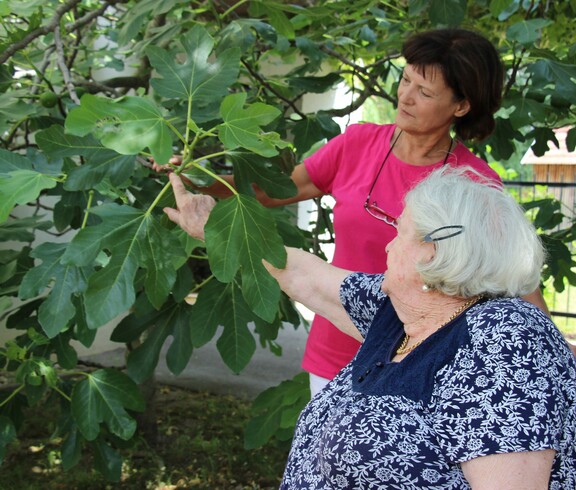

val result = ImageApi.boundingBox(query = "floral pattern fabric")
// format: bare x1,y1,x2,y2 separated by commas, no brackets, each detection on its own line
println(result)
280,273,576,489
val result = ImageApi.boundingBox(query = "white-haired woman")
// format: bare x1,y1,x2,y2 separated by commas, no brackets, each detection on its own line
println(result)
164,168,576,488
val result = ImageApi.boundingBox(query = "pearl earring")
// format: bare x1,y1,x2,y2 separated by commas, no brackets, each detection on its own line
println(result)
422,284,430,292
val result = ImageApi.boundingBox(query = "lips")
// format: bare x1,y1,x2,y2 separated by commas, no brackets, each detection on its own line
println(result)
399,107,413,118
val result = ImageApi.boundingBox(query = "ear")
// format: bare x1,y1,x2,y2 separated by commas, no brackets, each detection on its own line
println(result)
454,99,471,118
420,242,436,263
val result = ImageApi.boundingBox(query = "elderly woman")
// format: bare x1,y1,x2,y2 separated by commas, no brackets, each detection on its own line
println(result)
164,168,576,488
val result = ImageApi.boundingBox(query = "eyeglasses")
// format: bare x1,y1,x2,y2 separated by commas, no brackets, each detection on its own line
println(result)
423,225,464,242
363,130,403,228
364,200,398,228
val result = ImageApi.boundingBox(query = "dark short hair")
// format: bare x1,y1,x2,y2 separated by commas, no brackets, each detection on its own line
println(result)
402,29,504,142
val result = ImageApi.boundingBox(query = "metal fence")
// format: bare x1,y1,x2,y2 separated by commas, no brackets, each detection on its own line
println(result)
503,180,576,333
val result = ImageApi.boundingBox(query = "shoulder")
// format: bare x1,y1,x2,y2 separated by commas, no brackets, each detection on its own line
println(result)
432,297,576,464
468,298,565,351
461,296,576,391
339,122,394,140
340,272,386,334
451,142,501,184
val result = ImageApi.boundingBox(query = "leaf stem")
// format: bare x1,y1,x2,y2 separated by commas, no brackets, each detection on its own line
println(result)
81,190,94,229
146,153,238,216
163,118,187,147
190,274,214,293
220,0,250,19
53,385,72,402
0,384,24,408
180,157,238,197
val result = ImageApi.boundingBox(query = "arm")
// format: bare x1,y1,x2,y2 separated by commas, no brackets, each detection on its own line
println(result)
164,174,361,341
461,450,555,490
157,158,324,206
263,248,361,342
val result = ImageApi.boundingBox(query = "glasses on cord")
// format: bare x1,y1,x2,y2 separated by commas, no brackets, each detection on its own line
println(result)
364,198,398,228
363,131,402,228
363,155,399,228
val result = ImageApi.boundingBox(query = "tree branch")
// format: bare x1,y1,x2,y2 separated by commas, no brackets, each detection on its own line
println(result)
241,59,307,118
54,26,80,105
0,0,82,65
0,0,128,66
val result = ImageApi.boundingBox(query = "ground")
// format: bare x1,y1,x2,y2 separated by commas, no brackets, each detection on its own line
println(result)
0,384,290,490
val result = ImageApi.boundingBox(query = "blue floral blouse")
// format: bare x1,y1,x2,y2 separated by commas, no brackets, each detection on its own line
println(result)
281,273,576,489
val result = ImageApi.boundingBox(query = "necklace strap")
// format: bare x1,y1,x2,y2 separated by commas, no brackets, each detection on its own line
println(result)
395,294,483,356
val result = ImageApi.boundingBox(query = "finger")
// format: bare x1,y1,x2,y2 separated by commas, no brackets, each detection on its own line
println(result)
168,173,188,202
163,206,180,225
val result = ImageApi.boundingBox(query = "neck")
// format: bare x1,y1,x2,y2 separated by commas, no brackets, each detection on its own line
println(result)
393,129,454,166
395,292,470,338
394,293,483,357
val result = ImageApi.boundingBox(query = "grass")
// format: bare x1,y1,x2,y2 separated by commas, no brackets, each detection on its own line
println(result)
0,385,290,489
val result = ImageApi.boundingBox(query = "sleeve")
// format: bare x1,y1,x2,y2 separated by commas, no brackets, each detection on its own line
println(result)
339,272,386,338
431,300,574,464
303,125,356,194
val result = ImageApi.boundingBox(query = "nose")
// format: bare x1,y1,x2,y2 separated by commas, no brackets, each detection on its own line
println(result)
398,85,414,105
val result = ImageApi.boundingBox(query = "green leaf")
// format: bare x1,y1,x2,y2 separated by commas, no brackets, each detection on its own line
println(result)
251,2,295,39
36,124,101,159
506,19,552,46
39,125,139,191
0,416,16,464
71,369,144,441
92,436,122,482
61,426,83,471
528,60,576,101
63,205,185,328
217,93,283,157
288,73,343,93
428,0,466,26
291,113,340,155
146,24,241,104
505,95,549,130
165,305,194,376
140,218,185,309
229,150,297,199
489,0,516,18
65,94,173,164
0,216,52,242
54,335,78,370
244,372,310,449
216,283,257,374
190,279,257,373
0,170,58,223
19,242,88,338
567,127,576,152
0,148,33,173
126,311,174,384
204,195,286,321
188,279,229,347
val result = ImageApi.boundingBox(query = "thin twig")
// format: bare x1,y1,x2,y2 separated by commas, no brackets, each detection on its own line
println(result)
0,0,82,65
0,0,128,66
54,26,80,105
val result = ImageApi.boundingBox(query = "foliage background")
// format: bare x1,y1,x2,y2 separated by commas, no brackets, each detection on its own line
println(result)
0,0,575,481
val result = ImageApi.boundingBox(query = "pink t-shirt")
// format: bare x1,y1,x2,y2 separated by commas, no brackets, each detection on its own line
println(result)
302,123,501,379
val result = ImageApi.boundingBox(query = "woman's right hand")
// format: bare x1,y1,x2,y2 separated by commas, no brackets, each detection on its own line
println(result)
151,154,183,173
